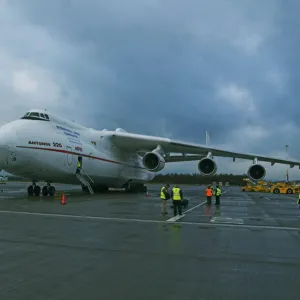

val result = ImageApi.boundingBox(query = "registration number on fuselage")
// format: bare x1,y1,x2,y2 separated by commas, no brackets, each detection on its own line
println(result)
27,141,62,148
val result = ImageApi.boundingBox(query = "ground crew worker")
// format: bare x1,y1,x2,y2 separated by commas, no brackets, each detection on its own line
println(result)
171,185,183,216
205,185,213,205
76,157,82,174
160,184,170,215
215,184,222,205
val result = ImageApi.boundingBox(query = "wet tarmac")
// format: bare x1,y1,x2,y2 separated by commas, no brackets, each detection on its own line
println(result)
0,182,299,299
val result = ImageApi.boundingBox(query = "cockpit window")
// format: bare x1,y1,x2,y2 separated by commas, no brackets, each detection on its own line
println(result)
21,112,50,121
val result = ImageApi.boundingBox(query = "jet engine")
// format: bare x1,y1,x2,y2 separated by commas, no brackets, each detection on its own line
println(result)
246,164,266,181
198,157,217,176
142,152,165,172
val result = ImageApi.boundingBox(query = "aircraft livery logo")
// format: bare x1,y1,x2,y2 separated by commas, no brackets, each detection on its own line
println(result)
56,125,82,145
56,125,80,138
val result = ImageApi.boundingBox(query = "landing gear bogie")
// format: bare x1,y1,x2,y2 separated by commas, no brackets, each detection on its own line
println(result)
27,182,41,197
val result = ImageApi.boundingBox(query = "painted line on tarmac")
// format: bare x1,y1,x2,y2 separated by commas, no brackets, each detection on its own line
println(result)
0,210,299,231
166,200,207,222
166,189,230,222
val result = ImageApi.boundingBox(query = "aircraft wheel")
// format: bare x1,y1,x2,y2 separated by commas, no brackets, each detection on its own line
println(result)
286,188,293,194
49,186,55,196
34,185,41,196
42,186,48,196
27,185,34,196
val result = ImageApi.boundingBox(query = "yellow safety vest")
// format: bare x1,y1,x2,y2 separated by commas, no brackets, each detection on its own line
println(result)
172,187,181,200
160,187,166,199
77,161,81,168
215,188,221,196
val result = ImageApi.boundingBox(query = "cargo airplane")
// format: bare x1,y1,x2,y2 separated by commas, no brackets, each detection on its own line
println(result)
0,109,299,197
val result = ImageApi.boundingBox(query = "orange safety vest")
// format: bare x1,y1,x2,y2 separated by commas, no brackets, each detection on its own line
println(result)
205,188,212,196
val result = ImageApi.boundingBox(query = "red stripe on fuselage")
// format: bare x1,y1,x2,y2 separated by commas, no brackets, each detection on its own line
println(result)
16,146,145,169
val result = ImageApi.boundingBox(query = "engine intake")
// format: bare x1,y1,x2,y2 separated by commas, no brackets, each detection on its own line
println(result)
142,152,165,172
198,157,217,176
247,164,266,181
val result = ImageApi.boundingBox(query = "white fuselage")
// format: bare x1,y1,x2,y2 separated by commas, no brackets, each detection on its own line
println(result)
0,118,155,187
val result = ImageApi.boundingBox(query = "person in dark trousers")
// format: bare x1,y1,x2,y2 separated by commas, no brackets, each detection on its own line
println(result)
215,184,222,205
171,185,183,216
160,184,170,215
205,185,213,205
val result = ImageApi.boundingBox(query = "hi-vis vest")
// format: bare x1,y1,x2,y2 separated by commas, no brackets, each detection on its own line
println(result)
160,187,167,199
172,187,182,200
77,161,81,168
215,188,221,196
206,188,212,196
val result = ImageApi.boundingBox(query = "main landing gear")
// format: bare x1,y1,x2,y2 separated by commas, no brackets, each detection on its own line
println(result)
27,182,56,197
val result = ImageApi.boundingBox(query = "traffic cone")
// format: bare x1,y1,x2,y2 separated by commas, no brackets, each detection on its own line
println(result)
61,193,66,205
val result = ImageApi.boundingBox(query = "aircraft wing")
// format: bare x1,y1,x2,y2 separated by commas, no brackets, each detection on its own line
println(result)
110,131,300,167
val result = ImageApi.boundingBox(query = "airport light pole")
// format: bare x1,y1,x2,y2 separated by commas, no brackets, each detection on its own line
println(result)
285,145,289,182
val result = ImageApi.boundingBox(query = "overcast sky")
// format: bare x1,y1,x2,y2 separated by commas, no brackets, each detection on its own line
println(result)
1,0,300,180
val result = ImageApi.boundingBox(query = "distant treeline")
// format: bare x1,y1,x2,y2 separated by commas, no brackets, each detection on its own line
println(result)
150,173,245,185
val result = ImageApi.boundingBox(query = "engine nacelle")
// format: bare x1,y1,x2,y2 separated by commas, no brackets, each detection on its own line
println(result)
198,157,217,176
142,152,165,172
247,164,266,181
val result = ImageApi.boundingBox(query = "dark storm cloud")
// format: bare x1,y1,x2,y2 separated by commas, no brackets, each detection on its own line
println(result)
2,0,300,176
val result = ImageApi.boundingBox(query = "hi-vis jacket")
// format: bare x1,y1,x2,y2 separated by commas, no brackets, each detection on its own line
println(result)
205,188,213,196
171,187,183,200
215,187,222,196
160,186,170,200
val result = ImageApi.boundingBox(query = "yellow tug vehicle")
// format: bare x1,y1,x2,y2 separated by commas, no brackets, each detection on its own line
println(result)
241,179,300,194
269,182,299,194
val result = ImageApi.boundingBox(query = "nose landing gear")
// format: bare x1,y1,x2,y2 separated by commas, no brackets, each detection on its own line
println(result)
27,182,55,197
42,183,56,196
27,182,41,196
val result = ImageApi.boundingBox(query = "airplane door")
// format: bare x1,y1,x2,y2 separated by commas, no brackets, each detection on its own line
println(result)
66,146,73,165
